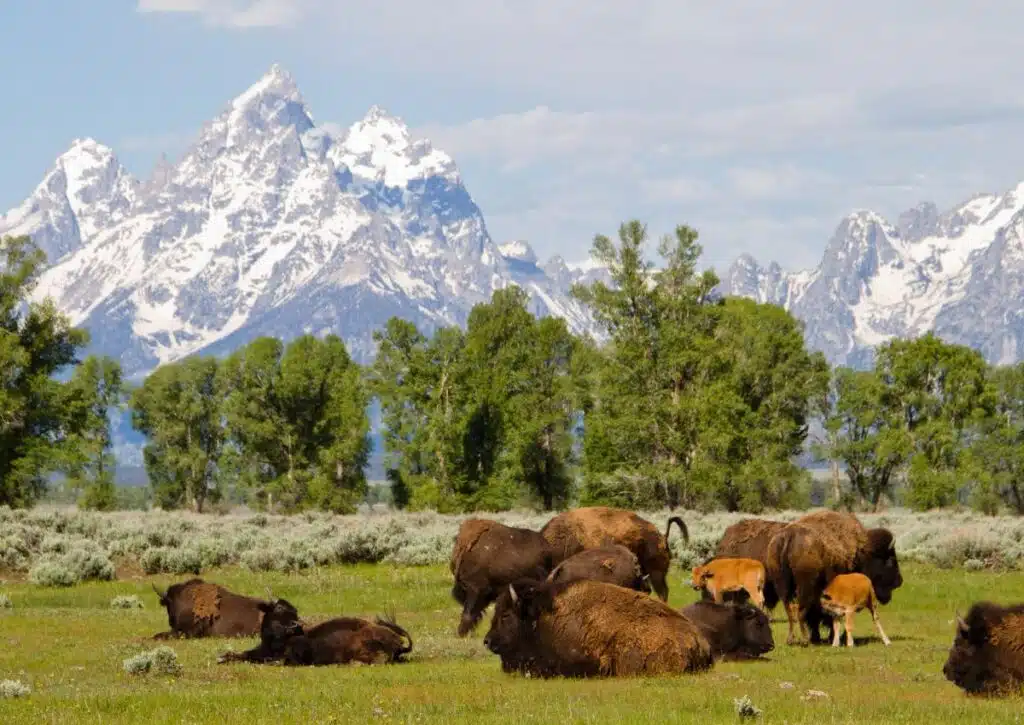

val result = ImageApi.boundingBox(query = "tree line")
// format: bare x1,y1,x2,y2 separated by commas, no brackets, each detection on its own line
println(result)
3,224,1024,515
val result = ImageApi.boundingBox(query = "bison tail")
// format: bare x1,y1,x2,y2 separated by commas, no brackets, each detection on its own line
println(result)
376,614,414,656
666,516,689,546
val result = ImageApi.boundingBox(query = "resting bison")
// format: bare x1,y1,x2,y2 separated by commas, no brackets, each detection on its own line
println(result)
151,578,268,639
450,518,563,637
219,598,413,666
483,577,713,678
546,544,651,594
765,510,902,646
713,518,788,610
540,507,688,602
943,601,1024,695
680,600,774,661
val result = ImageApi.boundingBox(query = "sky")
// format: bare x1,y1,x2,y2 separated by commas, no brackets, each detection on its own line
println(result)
5,2,1024,271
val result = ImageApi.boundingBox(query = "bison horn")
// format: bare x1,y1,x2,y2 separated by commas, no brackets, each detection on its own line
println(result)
508,584,519,604
955,613,968,633
265,586,274,602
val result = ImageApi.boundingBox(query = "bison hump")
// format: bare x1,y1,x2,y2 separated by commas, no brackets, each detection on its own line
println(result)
187,582,222,621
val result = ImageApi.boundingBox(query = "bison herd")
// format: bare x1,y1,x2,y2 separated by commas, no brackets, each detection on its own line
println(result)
144,505,1024,697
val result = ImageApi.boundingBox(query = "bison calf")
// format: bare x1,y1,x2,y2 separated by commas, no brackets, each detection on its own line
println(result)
680,600,774,661
218,598,413,666
819,573,891,648
691,557,767,611
483,577,713,678
152,578,268,639
546,545,651,594
943,601,1024,695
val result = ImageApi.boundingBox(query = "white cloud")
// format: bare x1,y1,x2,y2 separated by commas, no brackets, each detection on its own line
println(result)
136,0,304,28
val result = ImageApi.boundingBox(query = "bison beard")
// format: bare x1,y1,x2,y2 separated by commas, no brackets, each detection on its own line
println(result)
713,518,788,611
545,545,651,594
539,507,688,602
151,578,268,639
943,601,1024,696
483,578,713,678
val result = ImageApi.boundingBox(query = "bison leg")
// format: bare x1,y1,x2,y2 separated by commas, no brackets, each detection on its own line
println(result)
217,645,280,664
868,602,891,646
830,614,842,647
843,610,856,647
457,588,492,637
783,601,802,645
649,570,670,602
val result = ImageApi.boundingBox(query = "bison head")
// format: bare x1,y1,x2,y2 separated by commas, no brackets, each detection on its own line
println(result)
690,566,710,591
257,598,303,651
730,604,774,658
943,604,1021,695
483,579,549,673
860,528,902,604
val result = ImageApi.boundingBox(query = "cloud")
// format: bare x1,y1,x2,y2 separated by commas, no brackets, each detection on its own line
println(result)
136,0,305,28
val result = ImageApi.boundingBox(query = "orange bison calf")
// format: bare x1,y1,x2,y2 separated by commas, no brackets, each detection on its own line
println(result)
691,557,767,610
819,573,891,647
483,577,713,678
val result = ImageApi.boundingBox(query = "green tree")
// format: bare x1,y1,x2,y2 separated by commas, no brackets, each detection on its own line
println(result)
63,355,124,510
0,235,90,507
967,363,1024,514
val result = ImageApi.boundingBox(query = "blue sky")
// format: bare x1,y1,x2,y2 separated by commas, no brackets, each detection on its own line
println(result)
5,2,1024,271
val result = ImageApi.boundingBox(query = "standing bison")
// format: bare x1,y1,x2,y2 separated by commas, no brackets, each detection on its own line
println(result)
765,510,902,645
540,506,688,602
450,518,563,637
713,518,788,610
151,578,268,639
943,601,1024,695
546,545,651,594
218,598,413,666
483,577,713,678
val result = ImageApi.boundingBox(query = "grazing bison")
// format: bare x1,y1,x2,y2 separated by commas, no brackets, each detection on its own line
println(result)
819,572,891,648
713,518,788,610
482,577,713,678
546,544,651,594
540,507,688,602
218,598,413,666
680,600,775,661
151,578,268,639
690,557,767,610
450,518,563,637
943,601,1024,695
765,510,902,646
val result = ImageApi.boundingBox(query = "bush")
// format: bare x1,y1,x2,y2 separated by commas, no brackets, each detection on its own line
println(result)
0,593,12,608
123,646,182,676
0,680,31,698
110,595,144,609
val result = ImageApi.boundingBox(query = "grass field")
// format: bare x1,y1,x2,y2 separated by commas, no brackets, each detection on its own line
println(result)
2,562,1023,724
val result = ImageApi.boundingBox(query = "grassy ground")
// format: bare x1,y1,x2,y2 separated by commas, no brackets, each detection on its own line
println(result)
1,562,1022,724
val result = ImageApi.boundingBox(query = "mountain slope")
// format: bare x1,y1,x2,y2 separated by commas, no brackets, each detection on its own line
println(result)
4,64,606,377
723,182,1024,368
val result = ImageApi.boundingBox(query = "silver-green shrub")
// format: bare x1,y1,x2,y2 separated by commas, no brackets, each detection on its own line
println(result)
123,646,182,676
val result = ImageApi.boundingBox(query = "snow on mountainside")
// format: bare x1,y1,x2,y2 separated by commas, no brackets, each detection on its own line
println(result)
722,182,1024,368
2,65,608,377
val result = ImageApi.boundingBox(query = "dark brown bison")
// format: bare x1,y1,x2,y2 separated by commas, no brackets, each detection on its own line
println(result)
713,518,788,610
218,598,413,666
151,578,268,639
450,518,564,637
943,601,1024,695
482,577,713,678
765,510,902,646
546,544,651,594
540,507,688,602
680,600,775,661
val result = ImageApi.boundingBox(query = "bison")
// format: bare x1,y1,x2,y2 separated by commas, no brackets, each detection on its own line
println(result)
690,557,767,611
482,577,713,678
680,600,775,661
540,506,688,602
218,598,413,666
151,578,268,639
713,518,788,611
546,544,651,594
765,510,902,646
819,572,891,647
450,518,564,637
943,601,1024,696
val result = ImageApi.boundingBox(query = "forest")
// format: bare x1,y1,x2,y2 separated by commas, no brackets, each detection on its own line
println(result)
3,220,1023,516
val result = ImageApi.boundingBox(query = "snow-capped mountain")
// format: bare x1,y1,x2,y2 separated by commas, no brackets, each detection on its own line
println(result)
723,183,1024,368
0,65,607,377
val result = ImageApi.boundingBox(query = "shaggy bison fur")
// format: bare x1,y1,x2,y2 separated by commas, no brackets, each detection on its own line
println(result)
450,518,563,637
765,510,903,646
540,506,688,602
483,577,713,678
680,600,775,661
152,578,268,639
546,544,651,594
713,518,788,610
218,598,413,666
943,601,1024,695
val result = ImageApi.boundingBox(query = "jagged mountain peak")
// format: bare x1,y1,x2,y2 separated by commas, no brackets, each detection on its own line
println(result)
499,240,538,265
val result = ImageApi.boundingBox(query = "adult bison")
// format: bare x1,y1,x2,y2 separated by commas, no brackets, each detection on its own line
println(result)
680,600,775,661
546,545,651,594
540,507,688,602
713,518,788,610
765,510,902,646
482,577,713,678
151,578,268,639
218,598,413,666
943,601,1024,695
450,518,563,637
